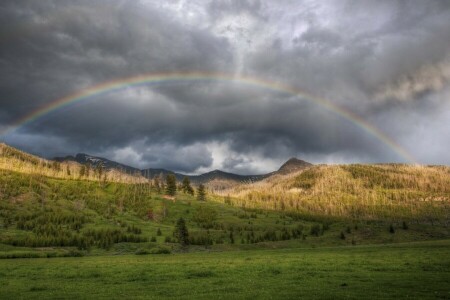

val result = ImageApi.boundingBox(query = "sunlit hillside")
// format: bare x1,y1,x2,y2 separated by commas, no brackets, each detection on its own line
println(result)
0,143,144,183
216,164,450,222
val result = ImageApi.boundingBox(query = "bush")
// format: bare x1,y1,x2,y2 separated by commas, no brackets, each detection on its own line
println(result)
402,221,409,230
150,246,171,254
135,249,150,255
310,224,322,237
389,224,395,234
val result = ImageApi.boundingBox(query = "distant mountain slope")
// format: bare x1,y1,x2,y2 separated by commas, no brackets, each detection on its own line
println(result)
2,143,314,186
54,153,141,174
54,151,313,185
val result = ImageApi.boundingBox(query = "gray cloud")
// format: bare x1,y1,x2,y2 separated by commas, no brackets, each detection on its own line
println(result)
1,0,450,174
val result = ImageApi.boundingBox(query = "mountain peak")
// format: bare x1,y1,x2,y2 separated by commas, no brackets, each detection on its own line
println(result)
278,157,312,174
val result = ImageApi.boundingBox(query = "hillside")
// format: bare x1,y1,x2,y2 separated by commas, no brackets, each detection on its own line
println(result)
1,144,449,259
217,164,450,222
0,143,144,183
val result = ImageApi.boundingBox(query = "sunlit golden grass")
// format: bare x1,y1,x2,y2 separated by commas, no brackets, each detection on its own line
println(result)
216,164,450,222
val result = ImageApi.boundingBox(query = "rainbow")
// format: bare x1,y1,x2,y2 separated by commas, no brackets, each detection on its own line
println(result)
0,71,417,163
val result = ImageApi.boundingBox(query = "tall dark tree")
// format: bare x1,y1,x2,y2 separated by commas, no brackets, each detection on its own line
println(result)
197,184,206,201
174,217,189,248
165,174,177,196
181,176,194,195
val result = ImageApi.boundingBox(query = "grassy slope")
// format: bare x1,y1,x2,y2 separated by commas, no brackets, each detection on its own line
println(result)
218,164,450,221
0,240,449,299
0,167,449,257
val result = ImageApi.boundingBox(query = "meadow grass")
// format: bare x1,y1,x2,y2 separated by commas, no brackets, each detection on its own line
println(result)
0,240,449,299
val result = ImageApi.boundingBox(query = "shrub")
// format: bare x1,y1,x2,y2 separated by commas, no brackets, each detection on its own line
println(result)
135,249,150,255
402,221,409,230
389,224,395,234
150,246,171,254
310,224,322,237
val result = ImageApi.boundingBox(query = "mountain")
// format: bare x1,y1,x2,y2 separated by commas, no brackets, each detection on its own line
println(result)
54,151,313,185
54,153,141,174
277,157,313,174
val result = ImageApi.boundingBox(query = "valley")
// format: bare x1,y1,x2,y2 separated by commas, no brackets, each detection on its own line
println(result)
0,143,449,299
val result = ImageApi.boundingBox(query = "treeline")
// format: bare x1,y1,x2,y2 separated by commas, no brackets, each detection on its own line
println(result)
183,223,322,247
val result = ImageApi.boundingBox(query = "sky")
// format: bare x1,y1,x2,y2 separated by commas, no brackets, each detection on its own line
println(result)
0,0,449,174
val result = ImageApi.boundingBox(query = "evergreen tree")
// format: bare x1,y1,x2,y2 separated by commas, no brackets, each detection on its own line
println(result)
181,176,194,195
197,184,206,201
165,174,177,196
174,217,189,248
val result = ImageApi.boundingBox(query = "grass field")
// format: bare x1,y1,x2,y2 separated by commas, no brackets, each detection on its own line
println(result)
1,240,449,299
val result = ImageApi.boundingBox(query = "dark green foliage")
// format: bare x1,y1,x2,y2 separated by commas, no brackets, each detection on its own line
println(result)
127,225,142,234
150,236,157,242
229,231,234,244
197,184,206,201
389,224,395,234
83,229,146,249
340,232,346,240
174,217,189,247
135,249,149,255
402,221,409,230
310,224,322,237
165,174,177,196
157,228,162,236
189,232,213,248
193,206,217,229
149,246,171,254
181,176,194,195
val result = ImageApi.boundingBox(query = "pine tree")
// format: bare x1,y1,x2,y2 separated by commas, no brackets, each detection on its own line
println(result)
197,184,206,201
181,176,194,195
165,174,177,196
174,217,189,248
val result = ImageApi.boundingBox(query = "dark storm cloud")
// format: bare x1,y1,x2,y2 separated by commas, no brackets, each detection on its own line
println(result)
1,0,449,173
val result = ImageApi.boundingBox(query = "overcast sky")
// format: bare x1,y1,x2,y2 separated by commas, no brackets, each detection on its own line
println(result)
1,0,449,174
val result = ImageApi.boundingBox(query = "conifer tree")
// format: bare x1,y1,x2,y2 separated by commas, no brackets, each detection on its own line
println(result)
165,174,177,196
181,176,194,195
174,217,189,248
197,184,206,201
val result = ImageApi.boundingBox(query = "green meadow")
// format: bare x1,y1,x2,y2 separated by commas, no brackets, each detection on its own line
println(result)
1,240,449,299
